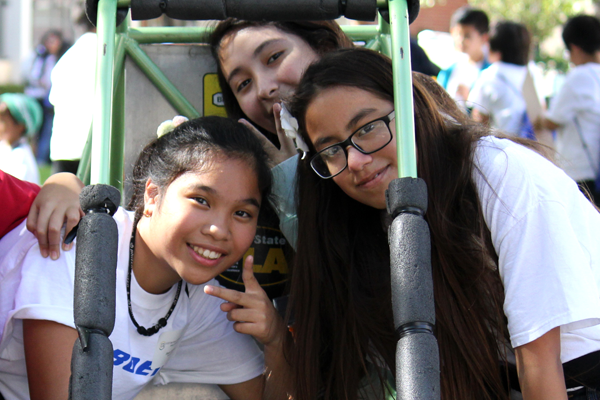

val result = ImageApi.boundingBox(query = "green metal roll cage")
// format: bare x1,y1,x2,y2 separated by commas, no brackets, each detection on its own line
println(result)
83,0,417,195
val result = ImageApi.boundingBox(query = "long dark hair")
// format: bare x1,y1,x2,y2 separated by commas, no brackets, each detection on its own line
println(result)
288,48,525,400
128,116,272,217
209,19,353,140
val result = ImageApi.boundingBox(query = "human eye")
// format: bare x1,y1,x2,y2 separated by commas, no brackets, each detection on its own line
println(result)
193,197,209,207
321,145,343,158
236,78,251,93
234,209,255,220
356,122,378,138
267,51,284,64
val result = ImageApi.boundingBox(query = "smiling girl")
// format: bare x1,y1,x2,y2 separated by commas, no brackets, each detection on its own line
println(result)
0,117,275,400
281,48,600,400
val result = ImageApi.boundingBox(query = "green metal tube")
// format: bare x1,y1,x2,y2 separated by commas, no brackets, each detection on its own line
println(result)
364,38,380,51
388,0,417,178
110,70,126,194
76,128,93,185
341,25,379,41
92,0,118,184
124,38,200,118
128,27,211,44
117,0,130,6
127,25,382,45
108,17,129,193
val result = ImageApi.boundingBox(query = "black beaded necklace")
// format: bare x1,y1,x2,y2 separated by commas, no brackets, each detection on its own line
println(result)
127,226,182,336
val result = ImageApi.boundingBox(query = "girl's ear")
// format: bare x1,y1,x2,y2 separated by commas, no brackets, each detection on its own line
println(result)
143,179,160,217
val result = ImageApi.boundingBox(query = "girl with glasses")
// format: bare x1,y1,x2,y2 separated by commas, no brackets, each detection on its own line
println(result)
277,47,600,400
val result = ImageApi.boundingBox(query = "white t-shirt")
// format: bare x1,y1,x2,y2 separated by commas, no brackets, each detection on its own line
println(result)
0,139,39,185
473,136,600,361
469,62,543,137
546,63,600,181
444,54,482,105
49,32,97,161
0,209,263,400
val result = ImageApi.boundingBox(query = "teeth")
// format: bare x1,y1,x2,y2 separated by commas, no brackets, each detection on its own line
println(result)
191,245,222,260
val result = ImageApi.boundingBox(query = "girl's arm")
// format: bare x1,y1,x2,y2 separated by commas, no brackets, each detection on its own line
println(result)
26,172,84,260
205,256,294,400
220,376,264,400
515,326,568,400
23,319,78,400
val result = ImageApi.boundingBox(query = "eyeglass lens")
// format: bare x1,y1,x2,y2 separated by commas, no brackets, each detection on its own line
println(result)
311,119,392,178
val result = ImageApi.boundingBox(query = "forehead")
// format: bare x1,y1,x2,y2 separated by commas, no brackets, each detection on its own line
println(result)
168,157,261,198
305,86,392,137
456,24,482,36
219,26,300,70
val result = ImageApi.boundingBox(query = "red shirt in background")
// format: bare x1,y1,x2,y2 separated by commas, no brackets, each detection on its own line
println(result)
1,170,40,238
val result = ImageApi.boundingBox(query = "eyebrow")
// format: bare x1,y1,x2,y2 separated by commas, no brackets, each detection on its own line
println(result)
192,185,261,209
313,108,379,148
226,38,286,87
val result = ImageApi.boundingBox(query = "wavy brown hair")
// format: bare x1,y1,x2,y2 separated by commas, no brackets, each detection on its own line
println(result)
287,48,540,400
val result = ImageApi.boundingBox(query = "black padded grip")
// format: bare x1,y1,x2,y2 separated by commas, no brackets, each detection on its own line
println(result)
80,184,121,216
73,213,118,334
130,0,377,21
70,333,113,400
396,333,440,399
85,0,129,26
389,212,435,328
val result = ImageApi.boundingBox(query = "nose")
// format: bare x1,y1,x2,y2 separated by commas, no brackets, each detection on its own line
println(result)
201,217,230,241
256,75,278,100
346,146,372,172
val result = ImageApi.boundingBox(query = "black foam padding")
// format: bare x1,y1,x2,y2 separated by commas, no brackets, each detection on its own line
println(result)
70,333,113,400
386,177,428,218
396,333,440,399
85,0,128,26
226,0,340,20
80,184,121,216
73,213,118,334
129,0,363,21
389,212,434,328
406,0,420,24
345,0,377,21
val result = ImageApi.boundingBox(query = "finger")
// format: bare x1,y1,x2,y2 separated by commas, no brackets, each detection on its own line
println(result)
47,209,67,260
62,207,82,251
220,302,241,313
204,284,246,306
242,256,261,292
26,203,39,234
34,203,55,258
228,307,266,324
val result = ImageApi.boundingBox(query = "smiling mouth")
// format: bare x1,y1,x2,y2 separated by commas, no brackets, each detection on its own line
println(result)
357,166,389,187
190,244,222,260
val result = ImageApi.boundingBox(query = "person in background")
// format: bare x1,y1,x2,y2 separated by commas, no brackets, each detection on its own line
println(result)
536,15,600,205
49,12,96,175
468,21,542,138
0,93,43,184
437,7,491,109
23,30,69,166
410,37,441,77
0,171,40,238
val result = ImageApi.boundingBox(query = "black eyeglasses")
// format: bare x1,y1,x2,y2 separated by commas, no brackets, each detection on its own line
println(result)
310,110,395,179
